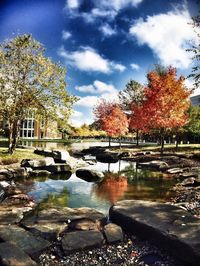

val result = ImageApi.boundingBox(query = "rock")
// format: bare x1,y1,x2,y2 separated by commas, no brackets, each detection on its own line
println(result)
0,242,37,266
12,167,28,178
41,164,72,173
52,150,70,162
68,218,99,231
0,174,7,181
138,160,169,169
21,207,105,240
0,181,10,189
76,169,104,182
0,169,13,179
96,153,119,163
61,230,104,254
0,225,51,257
167,168,183,174
104,223,124,244
109,200,200,264
30,170,52,176
21,157,55,168
181,177,200,187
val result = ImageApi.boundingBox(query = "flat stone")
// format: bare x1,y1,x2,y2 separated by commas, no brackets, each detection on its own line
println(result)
68,218,99,231
167,168,183,174
76,169,104,182
104,223,124,244
109,200,200,264
96,153,119,163
0,242,37,266
21,157,55,168
0,225,50,257
138,160,169,169
62,230,104,254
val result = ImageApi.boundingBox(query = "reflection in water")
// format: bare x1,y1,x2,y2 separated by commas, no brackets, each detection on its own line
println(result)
92,172,128,204
17,160,176,214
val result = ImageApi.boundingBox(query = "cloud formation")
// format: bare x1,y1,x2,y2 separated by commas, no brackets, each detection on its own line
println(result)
99,23,117,37
62,30,72,40
130,63,140,70
58,46,125,73
129,9,198,69
75,80,117,94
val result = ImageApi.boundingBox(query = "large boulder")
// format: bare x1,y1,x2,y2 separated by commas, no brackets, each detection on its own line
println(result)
96,152,119,163
76,169,104,182
109,200,200,264
61,230,104,254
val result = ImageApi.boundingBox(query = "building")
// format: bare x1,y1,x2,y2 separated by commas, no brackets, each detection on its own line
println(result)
1,110,62,139
190,94,200,106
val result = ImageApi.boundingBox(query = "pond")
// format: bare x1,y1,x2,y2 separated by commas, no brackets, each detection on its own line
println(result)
16,160,176,215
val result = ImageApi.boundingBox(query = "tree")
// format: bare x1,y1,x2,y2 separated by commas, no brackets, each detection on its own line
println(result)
187,14,200,88
119,80,144,110
0,34,76,153
143,66,191,153
94,100,129,146
119,80,144,145
185,105,200,138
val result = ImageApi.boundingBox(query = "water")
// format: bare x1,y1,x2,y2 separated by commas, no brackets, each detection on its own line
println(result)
16,160,176,214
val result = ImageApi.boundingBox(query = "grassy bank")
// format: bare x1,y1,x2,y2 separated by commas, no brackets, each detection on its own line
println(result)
0,147,43,166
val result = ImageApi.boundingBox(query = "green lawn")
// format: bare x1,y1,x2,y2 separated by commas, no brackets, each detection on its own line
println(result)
0,147,43,165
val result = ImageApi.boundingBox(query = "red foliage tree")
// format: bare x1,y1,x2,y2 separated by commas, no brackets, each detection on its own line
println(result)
141,66,191,153
94,100,129,146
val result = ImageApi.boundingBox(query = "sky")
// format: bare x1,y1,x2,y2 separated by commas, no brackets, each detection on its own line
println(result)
0,0,199,127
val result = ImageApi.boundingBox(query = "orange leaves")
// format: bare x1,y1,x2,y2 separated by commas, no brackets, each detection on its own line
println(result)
141,66,191,131
94,99,129,137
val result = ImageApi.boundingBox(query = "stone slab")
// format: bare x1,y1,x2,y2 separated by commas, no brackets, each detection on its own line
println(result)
109,200,200,264
0,242,37,266
104,223,123,244
62,230,104,254
0,225,50,257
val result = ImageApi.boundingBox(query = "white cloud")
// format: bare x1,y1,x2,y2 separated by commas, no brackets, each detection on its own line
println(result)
130,63,140,70
67,0,79,9
75,80,117,94
62,30,72,40
100,23,117,37
185,79,200,96
70,110,93,127
129,9,198,69
58,46,125,74
75,96,99,107
100,0,143,11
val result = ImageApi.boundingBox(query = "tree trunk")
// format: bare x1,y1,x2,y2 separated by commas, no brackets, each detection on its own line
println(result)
176,133,179,151
119,136,122,149
160,129,165,154
109,136,111,147
8,120,20,154
136,129,139,146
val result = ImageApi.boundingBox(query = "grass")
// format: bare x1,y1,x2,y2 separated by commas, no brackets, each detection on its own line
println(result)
0,147,44,165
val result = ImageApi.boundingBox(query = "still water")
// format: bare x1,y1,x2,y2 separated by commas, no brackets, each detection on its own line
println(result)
16,159,176,214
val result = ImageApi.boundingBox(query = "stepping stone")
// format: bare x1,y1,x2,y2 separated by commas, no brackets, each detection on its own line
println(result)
62,230,104,254
109,200,200,265
0,225,50,257
0,242,37,266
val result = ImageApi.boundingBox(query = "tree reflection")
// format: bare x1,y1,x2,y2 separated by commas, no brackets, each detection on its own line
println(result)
39,187,70,209
92,172,128,204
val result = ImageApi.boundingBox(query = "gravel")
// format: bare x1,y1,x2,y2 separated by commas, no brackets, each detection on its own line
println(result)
39,233,182,266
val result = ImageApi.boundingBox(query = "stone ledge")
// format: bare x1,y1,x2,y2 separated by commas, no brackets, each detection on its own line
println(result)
109,200,200,264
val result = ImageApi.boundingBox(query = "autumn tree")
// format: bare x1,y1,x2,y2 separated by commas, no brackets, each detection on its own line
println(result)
185,105,200,139
0,34,76,153
119,80,144,145
143,66,191,153
94,100,129,146
187,14,200,88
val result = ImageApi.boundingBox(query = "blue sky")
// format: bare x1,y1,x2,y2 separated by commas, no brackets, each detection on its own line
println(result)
0,0,199,126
